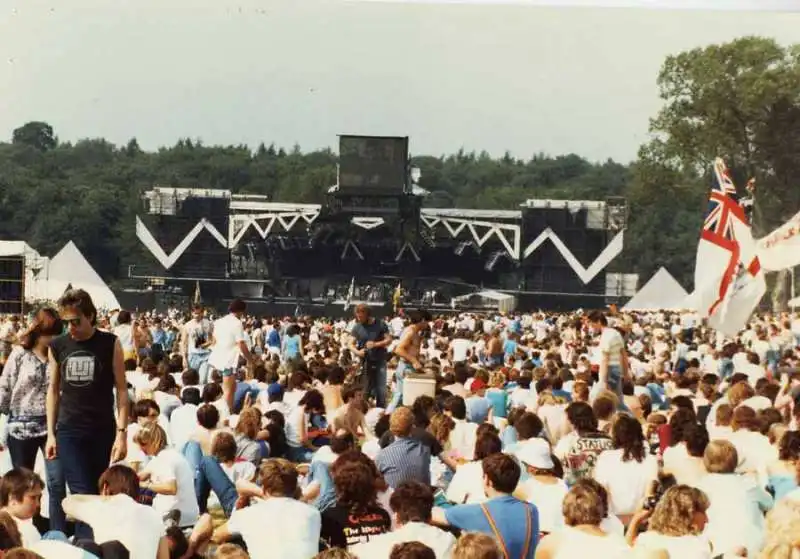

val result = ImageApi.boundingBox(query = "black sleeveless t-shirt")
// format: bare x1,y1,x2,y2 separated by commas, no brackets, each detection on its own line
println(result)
50,329,117,432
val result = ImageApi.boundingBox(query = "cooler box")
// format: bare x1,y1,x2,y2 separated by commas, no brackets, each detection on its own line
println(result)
402,373,436,406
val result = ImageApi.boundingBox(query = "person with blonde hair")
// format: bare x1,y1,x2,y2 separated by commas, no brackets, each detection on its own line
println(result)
627,485,712,558
760,498,800,559
697,440,772,558
135,423,199,528
452,532,502,559
376,407,431,489
534,479,630,559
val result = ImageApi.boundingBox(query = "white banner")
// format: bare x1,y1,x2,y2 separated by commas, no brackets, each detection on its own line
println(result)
757,210,800,271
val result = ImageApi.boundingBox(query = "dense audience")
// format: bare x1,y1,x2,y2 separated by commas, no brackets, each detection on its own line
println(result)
0,289,798,558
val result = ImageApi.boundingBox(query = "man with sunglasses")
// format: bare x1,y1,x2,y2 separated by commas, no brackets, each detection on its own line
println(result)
45,288,129,539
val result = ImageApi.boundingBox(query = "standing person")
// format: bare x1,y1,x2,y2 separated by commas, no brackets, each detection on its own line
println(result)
208,299,252,412
389,309,432,413
45,288,129,539
587,311,629,404
182,305,213,383
0,308,63,470
112,310,136,362
349,305,393,409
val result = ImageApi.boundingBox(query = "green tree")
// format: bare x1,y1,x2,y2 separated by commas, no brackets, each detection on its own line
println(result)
635,36,800,304
12,121,57,152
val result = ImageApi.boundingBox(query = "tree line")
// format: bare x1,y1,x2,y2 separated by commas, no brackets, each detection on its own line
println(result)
1,36,798,302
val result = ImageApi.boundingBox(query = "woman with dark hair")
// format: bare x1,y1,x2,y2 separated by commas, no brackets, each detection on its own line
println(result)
0,308,63,470
321,460,392,549
593,414,658,524
282,323,304,363
553,401,612,486
286,389,327,462
662,422,709,487
767,430,800,500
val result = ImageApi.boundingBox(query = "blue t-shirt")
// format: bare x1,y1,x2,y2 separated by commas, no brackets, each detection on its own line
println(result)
466,396,491,424
486,388,508,418
267,329,281,348
503,339,518,359
445,495,538,559
284,335,301,358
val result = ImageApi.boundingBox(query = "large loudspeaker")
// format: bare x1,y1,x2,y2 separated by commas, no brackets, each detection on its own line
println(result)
0,257,24,314
338,135,409,195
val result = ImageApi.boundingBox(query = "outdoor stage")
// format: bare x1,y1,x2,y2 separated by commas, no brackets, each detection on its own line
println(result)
125,135,636,313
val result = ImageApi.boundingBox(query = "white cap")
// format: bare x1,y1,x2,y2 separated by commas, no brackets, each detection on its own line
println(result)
515,438,554,470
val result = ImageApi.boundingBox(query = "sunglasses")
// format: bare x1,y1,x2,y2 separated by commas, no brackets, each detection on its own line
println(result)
63,317,83,327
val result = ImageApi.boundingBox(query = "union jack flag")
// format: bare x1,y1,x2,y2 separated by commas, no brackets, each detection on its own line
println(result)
702,159,745,250
698,158,761,321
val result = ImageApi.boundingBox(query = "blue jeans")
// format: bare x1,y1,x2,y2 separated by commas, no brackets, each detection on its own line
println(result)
287,445,314,463
607,365,627,411
387,361,411,413
309,460,336,512
188,351,210,383
362,361,387,409
44,457,68,533
195,456,239,517
56,424,115,539
182,441,204,476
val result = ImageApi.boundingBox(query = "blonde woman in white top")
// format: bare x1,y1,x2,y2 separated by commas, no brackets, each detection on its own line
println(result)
535,479,632,559
627,485,713,559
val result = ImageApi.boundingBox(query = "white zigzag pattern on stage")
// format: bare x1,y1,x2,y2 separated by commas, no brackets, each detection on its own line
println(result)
523,227,625,284
136,216,228,270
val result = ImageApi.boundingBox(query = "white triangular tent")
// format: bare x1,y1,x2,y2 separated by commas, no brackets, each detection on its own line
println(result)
43,242,120,310
623,267,689,310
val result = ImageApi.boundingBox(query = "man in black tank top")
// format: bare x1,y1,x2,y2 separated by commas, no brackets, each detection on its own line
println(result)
45,289,129,539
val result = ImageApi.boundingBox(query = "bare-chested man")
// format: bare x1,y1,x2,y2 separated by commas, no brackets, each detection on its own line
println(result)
389,309,433,412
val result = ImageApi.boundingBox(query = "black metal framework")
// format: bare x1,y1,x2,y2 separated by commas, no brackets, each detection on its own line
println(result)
0,256,25,315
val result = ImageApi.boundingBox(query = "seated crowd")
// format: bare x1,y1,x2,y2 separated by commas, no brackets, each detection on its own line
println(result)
0,294,799,558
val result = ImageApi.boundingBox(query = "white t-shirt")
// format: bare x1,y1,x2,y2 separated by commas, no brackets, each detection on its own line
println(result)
450,339,472,363
593,449,659,515
143,448,200,527
67,494,164,559
634,532,712,559
28,540,87,559
208,314,247,371
14,516,41,547
350,522,456,559
184,318,213,355
517,477,569,534
207,461,257,509
598,327,625,367
226,497,321,559
445,461,487,505
170,403,199,452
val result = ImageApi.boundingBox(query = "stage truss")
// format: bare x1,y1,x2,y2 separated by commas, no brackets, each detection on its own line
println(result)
137,198,624,285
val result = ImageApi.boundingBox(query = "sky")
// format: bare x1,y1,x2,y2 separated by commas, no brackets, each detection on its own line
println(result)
2,0,799,163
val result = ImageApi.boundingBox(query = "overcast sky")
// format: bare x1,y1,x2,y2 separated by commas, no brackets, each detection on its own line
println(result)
2,0,798,162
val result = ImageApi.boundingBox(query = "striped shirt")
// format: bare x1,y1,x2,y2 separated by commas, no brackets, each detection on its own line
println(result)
376,437,431,489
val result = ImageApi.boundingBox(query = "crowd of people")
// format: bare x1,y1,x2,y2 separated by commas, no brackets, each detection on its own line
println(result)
0,288,798,558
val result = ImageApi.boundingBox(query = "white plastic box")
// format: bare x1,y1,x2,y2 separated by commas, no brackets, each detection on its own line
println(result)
402,373,436,407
